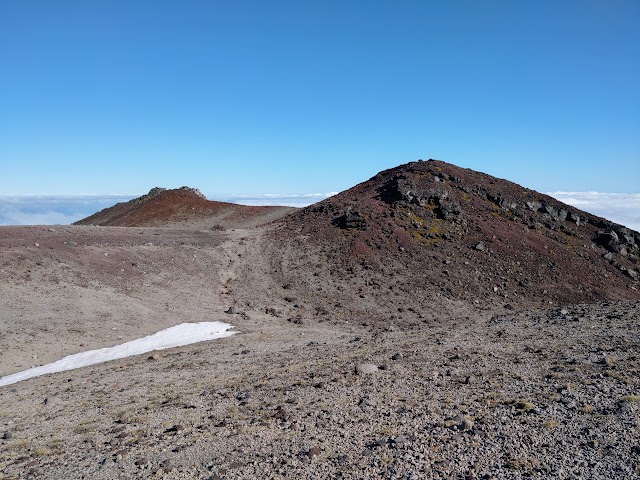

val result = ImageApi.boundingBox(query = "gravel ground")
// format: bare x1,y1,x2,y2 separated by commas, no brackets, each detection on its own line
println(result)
0,300,638,479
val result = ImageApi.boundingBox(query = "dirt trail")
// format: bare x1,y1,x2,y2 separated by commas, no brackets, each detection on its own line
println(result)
0,226,279,377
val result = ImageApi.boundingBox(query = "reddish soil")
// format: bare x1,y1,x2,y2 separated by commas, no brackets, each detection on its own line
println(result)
74,187,294,229
269,160,639,325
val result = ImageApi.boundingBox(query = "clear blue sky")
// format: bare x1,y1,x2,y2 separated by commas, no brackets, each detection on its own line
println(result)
1,0,638,195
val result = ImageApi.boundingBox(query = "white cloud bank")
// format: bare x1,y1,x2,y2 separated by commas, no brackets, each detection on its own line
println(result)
0,321,236,387
0,195,137,226
547,192,640,232
217,192,338,208
1,192,637,232
0,192,338,225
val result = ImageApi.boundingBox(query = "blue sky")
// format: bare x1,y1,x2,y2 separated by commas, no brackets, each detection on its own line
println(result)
1,1,639,197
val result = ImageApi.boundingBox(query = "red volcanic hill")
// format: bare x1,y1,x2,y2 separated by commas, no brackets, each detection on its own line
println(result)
74,187,294,228
269,159,639,321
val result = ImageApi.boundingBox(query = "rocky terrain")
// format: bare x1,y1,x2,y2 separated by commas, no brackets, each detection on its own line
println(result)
0,160,638,479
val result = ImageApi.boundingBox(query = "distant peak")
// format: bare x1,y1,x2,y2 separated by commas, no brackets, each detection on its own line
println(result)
176,186,207,200
147,187,167,197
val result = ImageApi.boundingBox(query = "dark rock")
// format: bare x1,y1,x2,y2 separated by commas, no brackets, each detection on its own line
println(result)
557,209,568,222
568,211,582,225
460,418,474,430
165,424,184,433
525,200,542,211
596,230,620,252
339,208,368,230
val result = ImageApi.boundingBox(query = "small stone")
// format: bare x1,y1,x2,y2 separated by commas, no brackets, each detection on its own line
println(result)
148,352,162,361
474,242,486,251
135,457,149,467
225,306,237,314
307,446,321,458
165,424,184,433
2,430,12,440
240,349,250,355
375,438,388,448
460,418,474,430
515,400,536,412
355,363,378,375
391,353,403,360
394,434,408,445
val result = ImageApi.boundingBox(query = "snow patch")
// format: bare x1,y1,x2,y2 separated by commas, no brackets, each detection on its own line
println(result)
0,322,236,387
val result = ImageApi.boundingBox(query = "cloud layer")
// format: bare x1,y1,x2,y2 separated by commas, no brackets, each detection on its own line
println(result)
547,192,640,232
0,195,137,226
217,192,338,208
0,192,638,232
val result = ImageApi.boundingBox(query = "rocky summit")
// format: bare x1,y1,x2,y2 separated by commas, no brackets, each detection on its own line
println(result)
0,160,638,479
74,186,294,229
270,160,638,324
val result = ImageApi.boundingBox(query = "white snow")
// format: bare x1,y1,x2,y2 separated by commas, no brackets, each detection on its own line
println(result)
0,321,236,387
